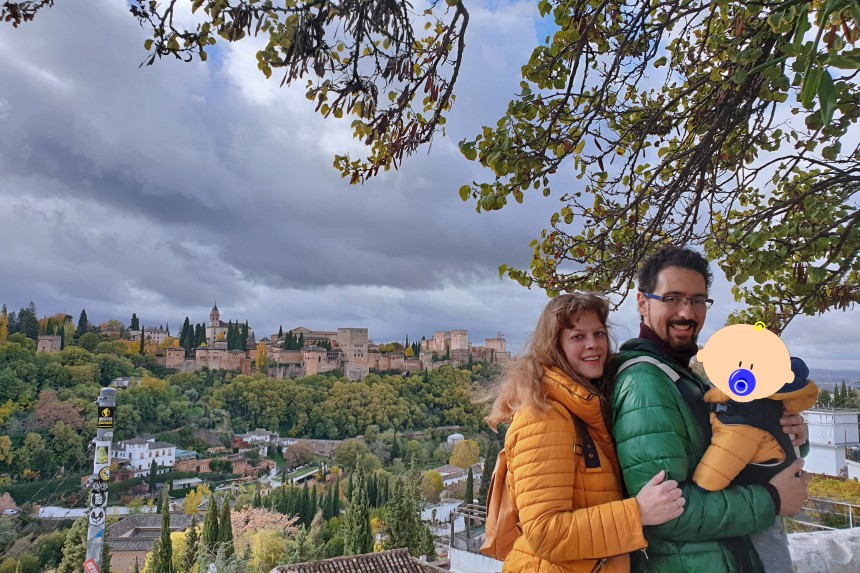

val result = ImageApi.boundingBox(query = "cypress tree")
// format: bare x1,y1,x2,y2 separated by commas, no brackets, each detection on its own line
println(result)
180,317,190,349
241,321,249,351
133,557,140,573
200,497,220,555
383,459,432,557
333,478,341,516
478,441,499,506
19,302,39,341
155,494,172,573
148,460,158,493
343,462,372,556
58,326,65,350
384,477,410,551
347,472,354,502
464,467,474,504
278,325,283,339
368,473,378,508
218,498,234,558
183,516,199,572
252,490,262,508
139,327,145,354
392,433,401,460
77,309,88,336
298,332,304,349
130,313,139,331
299,483,310,525
311,485,318,522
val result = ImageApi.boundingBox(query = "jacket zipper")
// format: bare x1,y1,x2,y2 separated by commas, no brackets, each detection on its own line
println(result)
590,558,608,572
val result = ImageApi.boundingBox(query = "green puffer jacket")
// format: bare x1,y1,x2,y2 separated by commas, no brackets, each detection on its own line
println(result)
609,339,775,573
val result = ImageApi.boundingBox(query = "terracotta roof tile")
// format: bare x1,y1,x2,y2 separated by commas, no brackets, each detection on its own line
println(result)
272,548,447,573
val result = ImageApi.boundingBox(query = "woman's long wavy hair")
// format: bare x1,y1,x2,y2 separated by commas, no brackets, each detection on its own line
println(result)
486,292,612,430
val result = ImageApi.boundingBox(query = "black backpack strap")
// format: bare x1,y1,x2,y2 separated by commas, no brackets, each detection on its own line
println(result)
574,416,601,469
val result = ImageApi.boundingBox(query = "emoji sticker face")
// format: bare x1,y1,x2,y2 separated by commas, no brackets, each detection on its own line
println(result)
696,324,794,402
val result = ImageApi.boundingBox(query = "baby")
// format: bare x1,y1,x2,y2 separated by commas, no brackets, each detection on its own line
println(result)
695,324,818,573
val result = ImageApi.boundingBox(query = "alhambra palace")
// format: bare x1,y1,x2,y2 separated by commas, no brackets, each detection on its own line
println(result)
36,305,511,381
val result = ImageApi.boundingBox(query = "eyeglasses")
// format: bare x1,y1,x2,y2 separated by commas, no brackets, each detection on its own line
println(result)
642,292,713,309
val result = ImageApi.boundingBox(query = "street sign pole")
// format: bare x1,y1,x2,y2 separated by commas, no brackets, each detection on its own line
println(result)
84,386,117,573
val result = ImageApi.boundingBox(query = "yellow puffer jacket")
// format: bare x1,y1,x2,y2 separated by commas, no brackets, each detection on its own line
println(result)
503,366,647,573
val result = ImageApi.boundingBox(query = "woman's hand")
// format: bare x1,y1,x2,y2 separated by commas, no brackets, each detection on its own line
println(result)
636,470,685,525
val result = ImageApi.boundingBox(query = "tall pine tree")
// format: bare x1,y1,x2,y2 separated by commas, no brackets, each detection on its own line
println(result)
478,440,500,507
154,494,173,573
343,463,372,556
183,516,199,572
130,313,139,330
218,498,234,558
200,497,220,557
76,309,88,336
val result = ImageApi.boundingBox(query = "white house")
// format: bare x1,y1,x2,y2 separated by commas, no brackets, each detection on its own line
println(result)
112,438,176,478
171,477,203,491
447,433,464,446
804,409,860,476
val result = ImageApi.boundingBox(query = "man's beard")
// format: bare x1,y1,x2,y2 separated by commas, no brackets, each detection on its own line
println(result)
665,320,699,353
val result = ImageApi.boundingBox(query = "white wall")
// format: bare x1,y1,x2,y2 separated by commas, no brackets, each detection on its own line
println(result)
448,547,502,573
848,459,860,482
805,444,846,476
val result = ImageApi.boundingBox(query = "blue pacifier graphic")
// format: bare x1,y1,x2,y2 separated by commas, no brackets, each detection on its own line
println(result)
728,368,756,397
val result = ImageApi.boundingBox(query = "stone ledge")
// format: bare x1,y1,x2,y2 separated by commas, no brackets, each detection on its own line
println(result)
788,528,860,572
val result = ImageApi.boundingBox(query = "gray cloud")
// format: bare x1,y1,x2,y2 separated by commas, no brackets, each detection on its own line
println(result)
0,0,857,370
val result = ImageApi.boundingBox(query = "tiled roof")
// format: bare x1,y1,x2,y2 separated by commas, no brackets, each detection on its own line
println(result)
116,438,176,450
272,548,447,573
107,513,194,539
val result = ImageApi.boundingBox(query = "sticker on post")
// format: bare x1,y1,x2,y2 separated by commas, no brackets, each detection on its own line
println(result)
91,480,109,493
88,507,105,527
97,407,115,429
90,491,107,508
98,467,110,482
83,559,100,573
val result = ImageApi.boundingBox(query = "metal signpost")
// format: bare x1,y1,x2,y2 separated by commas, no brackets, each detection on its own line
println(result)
84,386,117,573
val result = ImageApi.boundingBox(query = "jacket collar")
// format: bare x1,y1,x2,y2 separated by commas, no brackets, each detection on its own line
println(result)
541,366,606,427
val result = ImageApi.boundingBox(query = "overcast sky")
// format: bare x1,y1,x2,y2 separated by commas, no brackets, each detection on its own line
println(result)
1,0,858,372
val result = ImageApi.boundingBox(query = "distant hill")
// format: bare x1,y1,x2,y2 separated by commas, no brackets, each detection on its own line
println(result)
809,369,860,392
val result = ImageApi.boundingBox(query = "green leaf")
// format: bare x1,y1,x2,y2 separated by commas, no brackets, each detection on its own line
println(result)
144,39,153,51
799,67,822,108
817,70,836,125
793,7,811,50
498,264,508,280
458,185,471,201
825,55,860,69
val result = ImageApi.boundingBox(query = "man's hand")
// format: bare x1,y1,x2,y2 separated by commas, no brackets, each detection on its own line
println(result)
769,459,810,516
781,411,807,447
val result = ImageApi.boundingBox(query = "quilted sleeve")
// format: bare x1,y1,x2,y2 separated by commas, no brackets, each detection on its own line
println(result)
612,364,776,542
507,406,647,562
693,417,771,491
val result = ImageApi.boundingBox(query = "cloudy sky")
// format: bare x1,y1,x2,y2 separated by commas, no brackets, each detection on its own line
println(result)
1,0,858,372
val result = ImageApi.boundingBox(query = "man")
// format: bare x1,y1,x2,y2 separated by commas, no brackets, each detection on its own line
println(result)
610,246,810,573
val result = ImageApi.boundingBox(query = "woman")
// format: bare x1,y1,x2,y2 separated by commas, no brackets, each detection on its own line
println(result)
486,293,685,572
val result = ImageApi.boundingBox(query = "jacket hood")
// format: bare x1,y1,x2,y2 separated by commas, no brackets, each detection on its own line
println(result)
541,366,606,428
